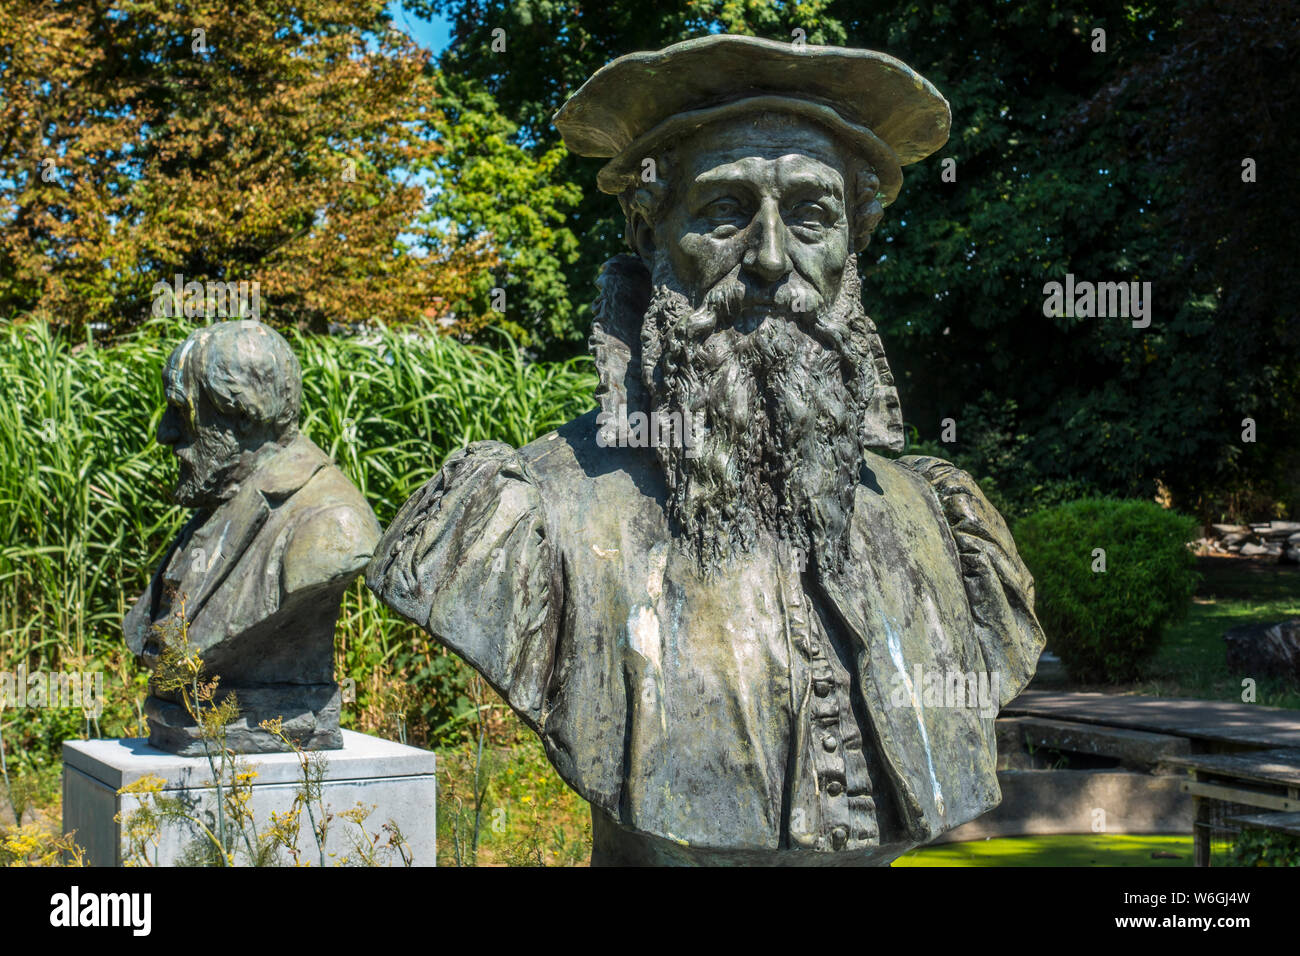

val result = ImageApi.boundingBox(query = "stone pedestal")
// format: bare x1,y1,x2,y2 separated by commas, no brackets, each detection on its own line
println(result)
63,730,435,866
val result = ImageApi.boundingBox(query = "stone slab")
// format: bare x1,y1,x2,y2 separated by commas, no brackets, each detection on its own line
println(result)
63,729,435,866
933,770,1192,842
998,715,1191,769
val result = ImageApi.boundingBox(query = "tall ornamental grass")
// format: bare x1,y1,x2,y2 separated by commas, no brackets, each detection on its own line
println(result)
0,316,596,768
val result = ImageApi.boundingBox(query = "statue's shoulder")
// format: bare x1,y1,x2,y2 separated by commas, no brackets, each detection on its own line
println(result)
365,437,551,621
881,452,1045,705
364,436,561,727
518,408,662,501
282,500,380,595
889,453,1013,542
266,434,381,594
858,450,996,515
516,409,600,477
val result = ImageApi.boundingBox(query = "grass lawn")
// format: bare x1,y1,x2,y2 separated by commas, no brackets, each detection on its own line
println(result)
894,833,1194,867
1124,557,1300,709
436,735,593,866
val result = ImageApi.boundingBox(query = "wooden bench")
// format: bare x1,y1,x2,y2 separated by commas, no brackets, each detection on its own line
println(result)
1164,750,1300,865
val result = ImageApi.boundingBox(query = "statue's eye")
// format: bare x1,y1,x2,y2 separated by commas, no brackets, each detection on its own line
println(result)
701,197,746,225
788,200,831,228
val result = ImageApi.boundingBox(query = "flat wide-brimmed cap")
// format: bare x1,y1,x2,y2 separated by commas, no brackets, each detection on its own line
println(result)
553,34,950,206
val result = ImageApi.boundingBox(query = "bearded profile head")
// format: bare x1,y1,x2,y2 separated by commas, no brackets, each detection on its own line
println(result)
157,321,302,509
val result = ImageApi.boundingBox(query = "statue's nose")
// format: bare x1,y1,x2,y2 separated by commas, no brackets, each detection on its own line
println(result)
157,407,180,446
742,198,792,285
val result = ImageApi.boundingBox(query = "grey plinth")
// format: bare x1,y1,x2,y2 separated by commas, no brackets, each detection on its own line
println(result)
63,730,436,866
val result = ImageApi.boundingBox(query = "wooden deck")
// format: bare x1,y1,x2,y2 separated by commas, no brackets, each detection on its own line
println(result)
1001,692,1300,864
1224,811,1300,839
1004,689,1300,749
1164,750,1300,788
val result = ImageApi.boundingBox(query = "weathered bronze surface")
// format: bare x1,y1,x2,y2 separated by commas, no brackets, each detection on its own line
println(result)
125,320,380,755
368,35,1044,864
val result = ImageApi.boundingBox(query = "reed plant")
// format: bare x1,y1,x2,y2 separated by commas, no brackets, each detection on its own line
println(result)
0,316,596,777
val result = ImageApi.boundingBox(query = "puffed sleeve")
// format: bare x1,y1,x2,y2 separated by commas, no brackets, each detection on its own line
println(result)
365,441,559,731
899,455,1046,708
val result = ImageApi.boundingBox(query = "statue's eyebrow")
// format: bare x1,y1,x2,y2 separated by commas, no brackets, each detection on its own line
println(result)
781,170,844,200
163,363,182,401
163,347,194,419
688,169,758,195
688,166,843,201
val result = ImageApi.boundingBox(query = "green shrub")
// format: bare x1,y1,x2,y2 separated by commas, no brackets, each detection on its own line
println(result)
1013,498,1199,683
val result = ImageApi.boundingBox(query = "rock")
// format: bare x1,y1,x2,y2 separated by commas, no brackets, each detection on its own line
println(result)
1212,523,1251,536
1224,619,1300,680
1286,546,1300,565
1288,531,1300,546
1239,542,1274,557
1222,532,1250,547
1259,523,1300,540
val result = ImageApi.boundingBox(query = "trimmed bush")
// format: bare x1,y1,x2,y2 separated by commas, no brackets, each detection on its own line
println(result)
1013,498,1199,683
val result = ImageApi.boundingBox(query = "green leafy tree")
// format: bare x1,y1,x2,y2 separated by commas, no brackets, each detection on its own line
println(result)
0,0,496,336
416,0,1300,512
419,73,581,347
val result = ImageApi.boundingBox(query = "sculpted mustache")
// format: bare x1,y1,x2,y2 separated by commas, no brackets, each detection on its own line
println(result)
676,277,850,367
695,276,823,325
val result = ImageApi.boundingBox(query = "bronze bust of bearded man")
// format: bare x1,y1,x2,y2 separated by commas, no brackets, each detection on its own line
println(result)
126,321,381,755
368,35,1045,865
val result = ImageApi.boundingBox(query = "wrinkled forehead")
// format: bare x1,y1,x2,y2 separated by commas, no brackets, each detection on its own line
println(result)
675,113,849,191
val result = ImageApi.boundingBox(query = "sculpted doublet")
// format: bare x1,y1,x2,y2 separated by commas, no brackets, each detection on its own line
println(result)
369,354,1042,867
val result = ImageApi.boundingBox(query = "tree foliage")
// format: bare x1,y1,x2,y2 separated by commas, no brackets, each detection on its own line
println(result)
3,0,1295,512
0,0,502,336
419,72,581,346
420,0,1300,516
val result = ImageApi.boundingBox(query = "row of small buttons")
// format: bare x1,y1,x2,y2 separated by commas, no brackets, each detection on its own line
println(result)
779,542,880,851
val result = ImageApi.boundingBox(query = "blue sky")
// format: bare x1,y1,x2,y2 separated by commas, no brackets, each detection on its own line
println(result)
389,3,453,54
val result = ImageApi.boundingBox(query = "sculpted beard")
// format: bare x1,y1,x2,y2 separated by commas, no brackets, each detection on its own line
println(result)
641,255,876,575
172,419,244,509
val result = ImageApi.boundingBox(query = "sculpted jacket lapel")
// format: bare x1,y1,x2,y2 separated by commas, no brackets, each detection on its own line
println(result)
183,435,328,632
815,497,1002,843
179,486,271,631
123,514,200,656
817,566,942,843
